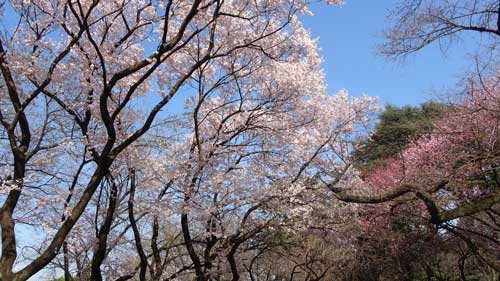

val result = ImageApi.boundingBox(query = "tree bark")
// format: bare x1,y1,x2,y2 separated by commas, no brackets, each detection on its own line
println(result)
90,175,119,281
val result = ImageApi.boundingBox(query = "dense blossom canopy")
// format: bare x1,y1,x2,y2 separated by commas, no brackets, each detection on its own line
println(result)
0,0,378,280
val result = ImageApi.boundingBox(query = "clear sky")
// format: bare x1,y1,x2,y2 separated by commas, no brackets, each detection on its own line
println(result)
301,1,478,106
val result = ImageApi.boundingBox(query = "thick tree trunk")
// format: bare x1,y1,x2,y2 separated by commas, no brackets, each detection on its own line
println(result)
128,169,148,281
90,176,119,281
63,242,72,281
181,213,206,281
227,247,240,281
0,155,26,280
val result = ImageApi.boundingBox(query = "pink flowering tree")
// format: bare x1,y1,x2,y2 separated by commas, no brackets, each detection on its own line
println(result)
330,75,500,273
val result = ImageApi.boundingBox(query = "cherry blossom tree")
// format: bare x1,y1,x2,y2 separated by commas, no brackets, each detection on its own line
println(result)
0,0,381,280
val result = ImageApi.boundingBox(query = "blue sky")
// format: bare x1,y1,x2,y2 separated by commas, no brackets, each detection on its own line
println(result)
301,1,477,106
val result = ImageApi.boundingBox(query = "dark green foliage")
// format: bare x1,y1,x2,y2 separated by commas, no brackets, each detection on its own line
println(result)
354,102,447,172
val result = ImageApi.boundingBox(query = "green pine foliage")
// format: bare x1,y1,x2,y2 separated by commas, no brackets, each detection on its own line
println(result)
354,102,447,173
